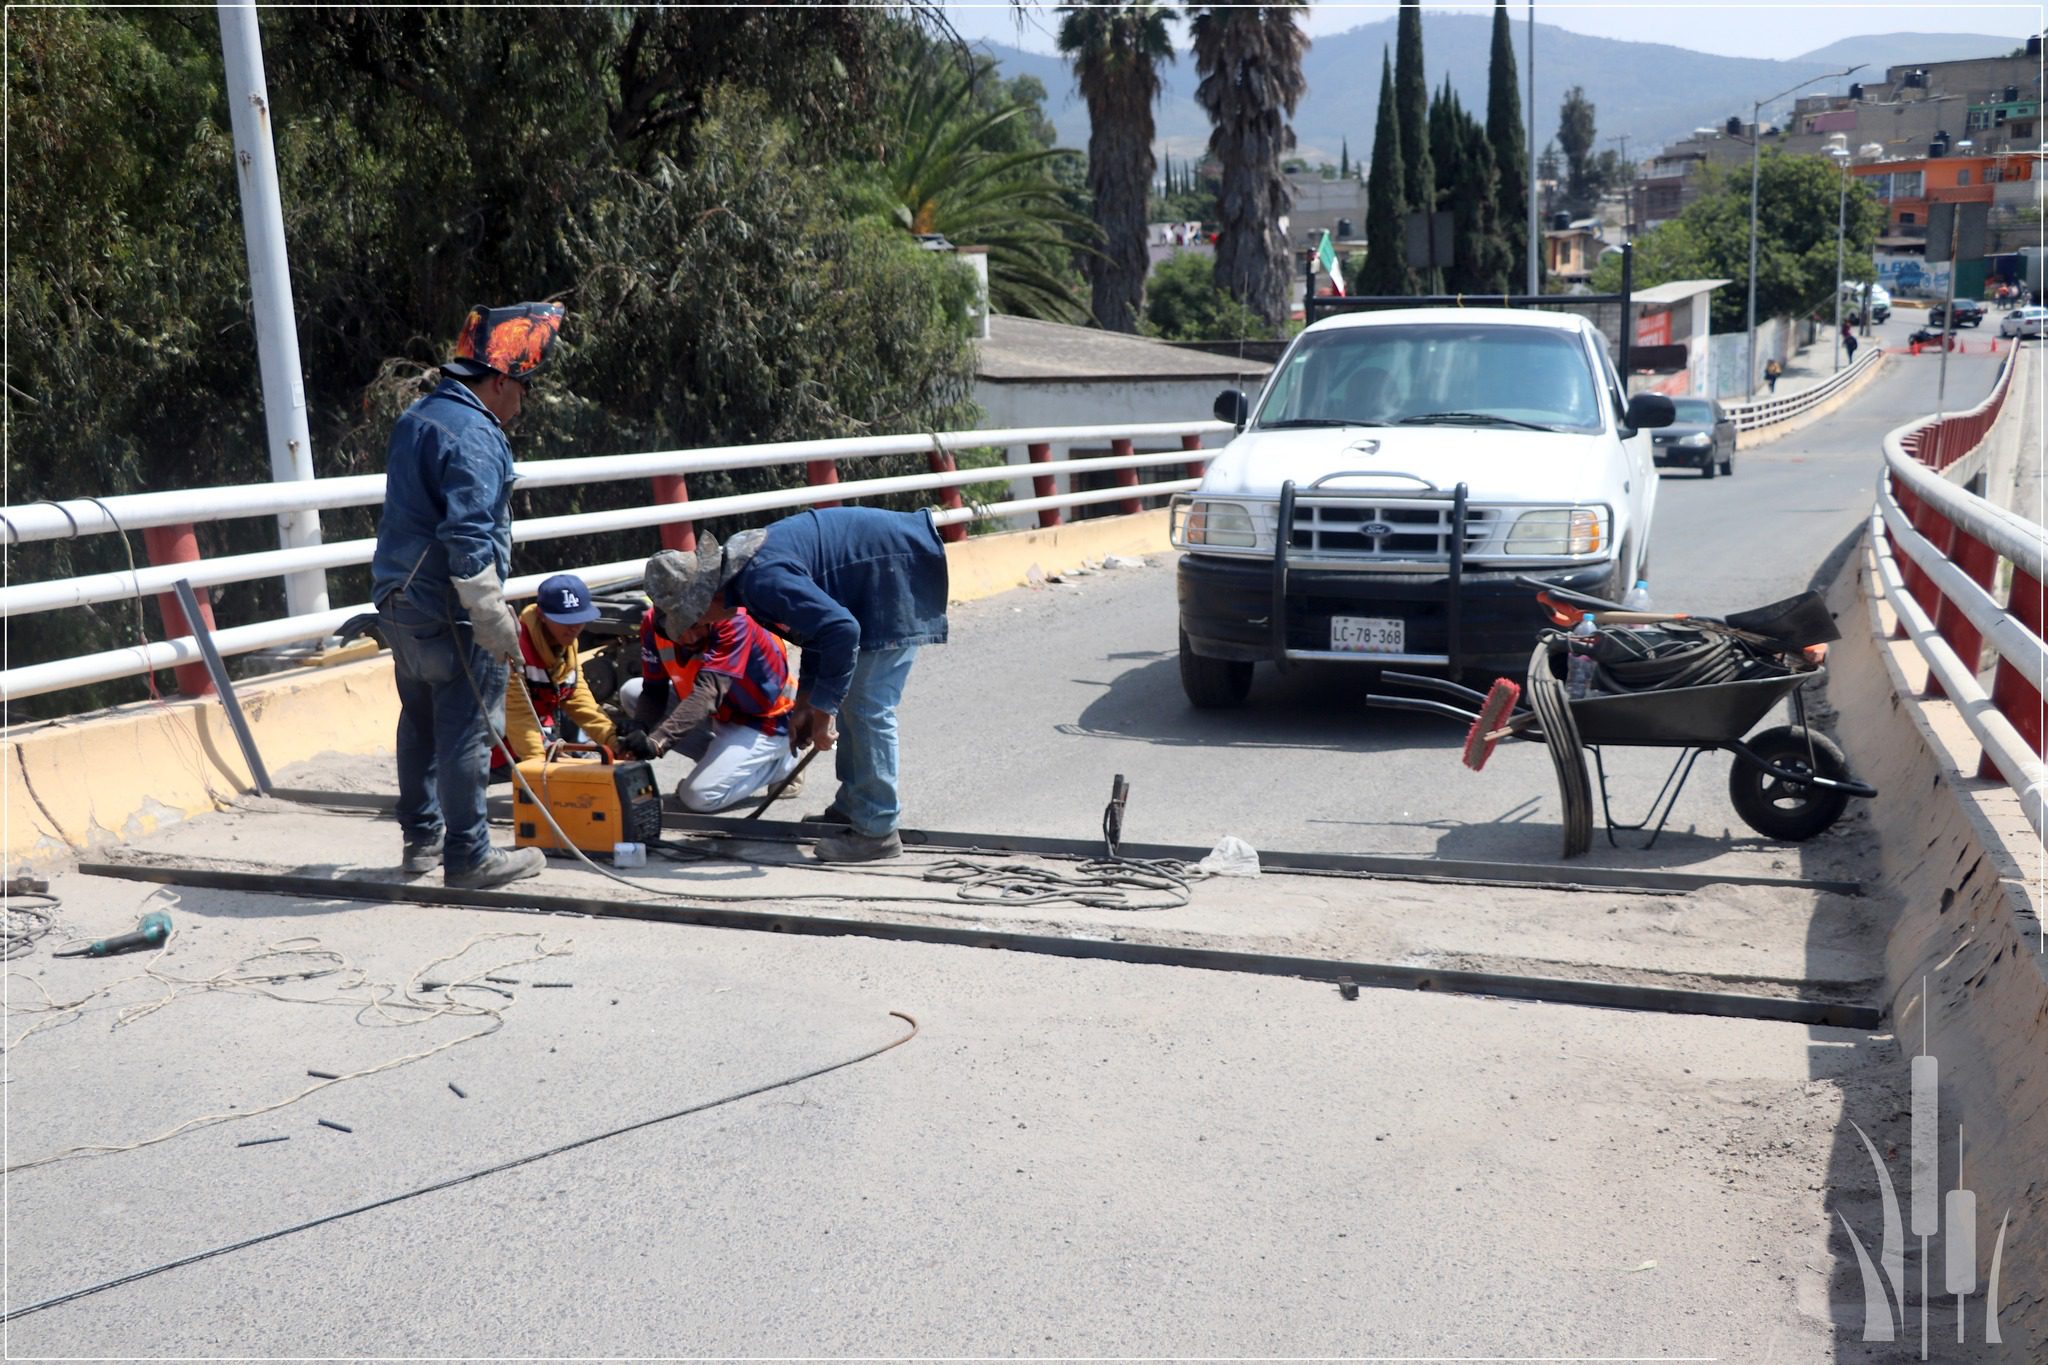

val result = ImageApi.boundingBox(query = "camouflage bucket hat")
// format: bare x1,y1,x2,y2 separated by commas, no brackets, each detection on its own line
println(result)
644,538,724,639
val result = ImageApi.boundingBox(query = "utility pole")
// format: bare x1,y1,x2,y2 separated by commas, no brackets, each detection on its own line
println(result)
218,2,327,618
1526,1,1539,293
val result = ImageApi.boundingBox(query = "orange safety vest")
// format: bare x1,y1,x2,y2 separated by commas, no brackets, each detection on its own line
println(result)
646,611,796,735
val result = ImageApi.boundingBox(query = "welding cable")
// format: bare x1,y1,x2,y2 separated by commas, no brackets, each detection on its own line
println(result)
1,891,59,960
0,1010,918,1324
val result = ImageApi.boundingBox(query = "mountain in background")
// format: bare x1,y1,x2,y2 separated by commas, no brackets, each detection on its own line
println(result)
977,20,2027,167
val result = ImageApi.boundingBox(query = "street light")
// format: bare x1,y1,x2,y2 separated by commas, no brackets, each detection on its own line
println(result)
1829,147,1850,372
1744,64,1863,398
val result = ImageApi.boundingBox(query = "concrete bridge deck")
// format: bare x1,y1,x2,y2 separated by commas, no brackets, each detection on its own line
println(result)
3,321,2031,1360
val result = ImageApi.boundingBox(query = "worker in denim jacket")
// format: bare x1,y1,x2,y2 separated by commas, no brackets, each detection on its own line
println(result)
646,507,949,862
369,301,564,889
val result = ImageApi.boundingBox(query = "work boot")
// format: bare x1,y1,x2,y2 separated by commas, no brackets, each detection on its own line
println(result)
813,828,903,863
446,846,545,889
803,802,851,826
401,835,445,876
770,770,805,801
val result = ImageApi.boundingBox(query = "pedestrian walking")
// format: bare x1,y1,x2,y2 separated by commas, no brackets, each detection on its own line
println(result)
1841,324,1858,362
1763,357,1783,394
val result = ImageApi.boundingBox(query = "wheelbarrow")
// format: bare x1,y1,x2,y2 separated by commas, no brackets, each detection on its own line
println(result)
1367,589,1878,858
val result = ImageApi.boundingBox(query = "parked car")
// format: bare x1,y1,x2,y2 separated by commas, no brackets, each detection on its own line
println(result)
1171,307,1673,702
1842,281,1891,323
1999,306,2048,340
1928,299,1986,328
1650,397,1736,478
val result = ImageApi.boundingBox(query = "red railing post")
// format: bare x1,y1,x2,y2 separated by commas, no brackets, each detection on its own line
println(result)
806,458,842,509
140,522,216,698
1983,567,2047,777
1181,432,1207,483
1111,436,1141,516
650,473,695,553
1932,523,1991,680
926,445,967,543
1027,442,1059,528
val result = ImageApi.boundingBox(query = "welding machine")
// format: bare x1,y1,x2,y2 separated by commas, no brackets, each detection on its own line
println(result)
512,743,662,854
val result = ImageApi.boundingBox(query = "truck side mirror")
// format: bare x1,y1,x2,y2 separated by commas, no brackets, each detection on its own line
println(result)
1213,389,1250,428
1624,393,1676,431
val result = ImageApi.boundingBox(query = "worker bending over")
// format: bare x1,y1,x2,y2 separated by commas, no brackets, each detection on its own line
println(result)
649,507,948,862
492,572,655,773
636,558,803,811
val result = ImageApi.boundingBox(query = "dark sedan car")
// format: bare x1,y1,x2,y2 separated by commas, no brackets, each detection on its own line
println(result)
1649,396,1736,478
1929,299,1986,328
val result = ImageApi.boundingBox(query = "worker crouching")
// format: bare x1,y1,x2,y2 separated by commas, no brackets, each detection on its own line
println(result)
492,572,656,773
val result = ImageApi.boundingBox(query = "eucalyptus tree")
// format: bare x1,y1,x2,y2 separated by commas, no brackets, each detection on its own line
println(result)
1057,3,1177,332
1189,1,1309,329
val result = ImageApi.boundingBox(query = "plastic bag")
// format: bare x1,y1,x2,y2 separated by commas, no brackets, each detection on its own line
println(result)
1197,835,1261,878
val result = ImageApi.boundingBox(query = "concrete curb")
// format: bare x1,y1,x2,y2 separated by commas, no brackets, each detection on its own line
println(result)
1,511,1177,863
1829,542,2047,1360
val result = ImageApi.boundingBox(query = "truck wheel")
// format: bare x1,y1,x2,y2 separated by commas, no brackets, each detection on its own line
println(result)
1728,725,1850,840
1179,629,1253,708
1700,452,1717,479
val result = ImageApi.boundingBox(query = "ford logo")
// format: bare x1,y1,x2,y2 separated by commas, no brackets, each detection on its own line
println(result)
1362,521,1395,537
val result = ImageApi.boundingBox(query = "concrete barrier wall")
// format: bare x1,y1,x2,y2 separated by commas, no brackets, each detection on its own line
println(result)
2,509,1178,863
1828,544,2048,1359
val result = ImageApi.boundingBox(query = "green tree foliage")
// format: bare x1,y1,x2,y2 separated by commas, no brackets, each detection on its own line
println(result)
1361,49,1411,296
1340,137,1350,179
1486,0,1531,287
1589,154,1886,332
1140,250,1272,341
1394,0,1436,290
1190,1,1309,329
1556,85,1599,217
5,7,984,711
1430,82,1512,296
1058,3,1178,333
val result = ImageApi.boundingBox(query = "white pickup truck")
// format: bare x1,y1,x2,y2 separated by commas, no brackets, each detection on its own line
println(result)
1170,306,1675,707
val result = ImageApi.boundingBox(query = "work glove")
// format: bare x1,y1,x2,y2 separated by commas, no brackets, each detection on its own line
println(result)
616,729,658,761
450,565,523,662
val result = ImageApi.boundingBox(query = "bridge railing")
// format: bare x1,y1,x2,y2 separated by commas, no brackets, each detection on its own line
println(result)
1,419,1231,705
1868,345,2047,841
1722,344,1882,433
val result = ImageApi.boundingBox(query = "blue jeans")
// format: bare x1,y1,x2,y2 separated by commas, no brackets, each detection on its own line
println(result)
833,645,918,837
379,595,504,873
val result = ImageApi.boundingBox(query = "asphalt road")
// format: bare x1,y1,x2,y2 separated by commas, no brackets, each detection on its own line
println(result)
5,326,2006,1360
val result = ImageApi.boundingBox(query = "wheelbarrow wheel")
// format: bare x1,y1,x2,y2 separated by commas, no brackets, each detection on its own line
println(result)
1728,725,1850,841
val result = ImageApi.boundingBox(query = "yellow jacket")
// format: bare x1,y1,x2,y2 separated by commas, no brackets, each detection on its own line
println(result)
498,604,617,764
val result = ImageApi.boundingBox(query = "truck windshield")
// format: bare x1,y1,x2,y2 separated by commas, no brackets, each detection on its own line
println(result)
1254,323,1604,434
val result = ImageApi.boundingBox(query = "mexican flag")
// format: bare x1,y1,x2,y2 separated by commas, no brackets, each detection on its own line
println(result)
1317,230,1345,295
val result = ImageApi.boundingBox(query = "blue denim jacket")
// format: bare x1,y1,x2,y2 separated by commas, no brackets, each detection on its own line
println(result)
370,379,515,615
727,508,949,714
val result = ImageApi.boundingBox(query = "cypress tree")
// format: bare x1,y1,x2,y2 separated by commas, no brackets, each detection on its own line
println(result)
1362,48,1410,295
1487,0,1530,287
1395,0,1436,290
1451,114,1513,294
1340,137,1349,179
1429,79,1462,214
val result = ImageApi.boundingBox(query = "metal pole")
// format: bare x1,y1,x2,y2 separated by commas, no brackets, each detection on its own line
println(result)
173,579,274,795
1937,249,1958,411
217,2,327,618
1526,0,1539,294
1745,100,1763,401
1833,156,1848,372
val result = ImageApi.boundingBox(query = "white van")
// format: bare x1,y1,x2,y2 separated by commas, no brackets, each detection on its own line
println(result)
1170,307,1674,706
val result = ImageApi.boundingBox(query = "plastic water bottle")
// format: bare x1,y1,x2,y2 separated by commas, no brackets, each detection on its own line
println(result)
1566,612,1599,700
1623,580,1653,612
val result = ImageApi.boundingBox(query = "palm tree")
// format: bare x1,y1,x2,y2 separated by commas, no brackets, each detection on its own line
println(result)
1058,4,1176,333
1189,2,1308,330
882,64,1096,322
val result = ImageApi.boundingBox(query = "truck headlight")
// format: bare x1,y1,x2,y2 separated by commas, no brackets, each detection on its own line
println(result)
1506,508,1607,556
1182,500,1259,548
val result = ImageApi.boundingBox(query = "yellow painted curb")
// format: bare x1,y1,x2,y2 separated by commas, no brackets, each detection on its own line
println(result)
945,508,1174,603
3,655,399,863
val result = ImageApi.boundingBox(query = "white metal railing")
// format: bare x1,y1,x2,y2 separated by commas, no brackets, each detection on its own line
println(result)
1723,343,1883,432
2,419,1232,704
1867,345,2047,843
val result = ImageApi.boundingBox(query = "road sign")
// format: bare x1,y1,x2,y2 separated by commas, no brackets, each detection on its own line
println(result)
1924,201,1989,264
1404,210,1454,270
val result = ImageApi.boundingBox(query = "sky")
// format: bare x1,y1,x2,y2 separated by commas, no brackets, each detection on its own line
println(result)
943,2,2044,62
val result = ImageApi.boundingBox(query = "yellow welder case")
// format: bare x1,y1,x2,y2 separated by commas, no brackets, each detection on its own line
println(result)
512,743,662,853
